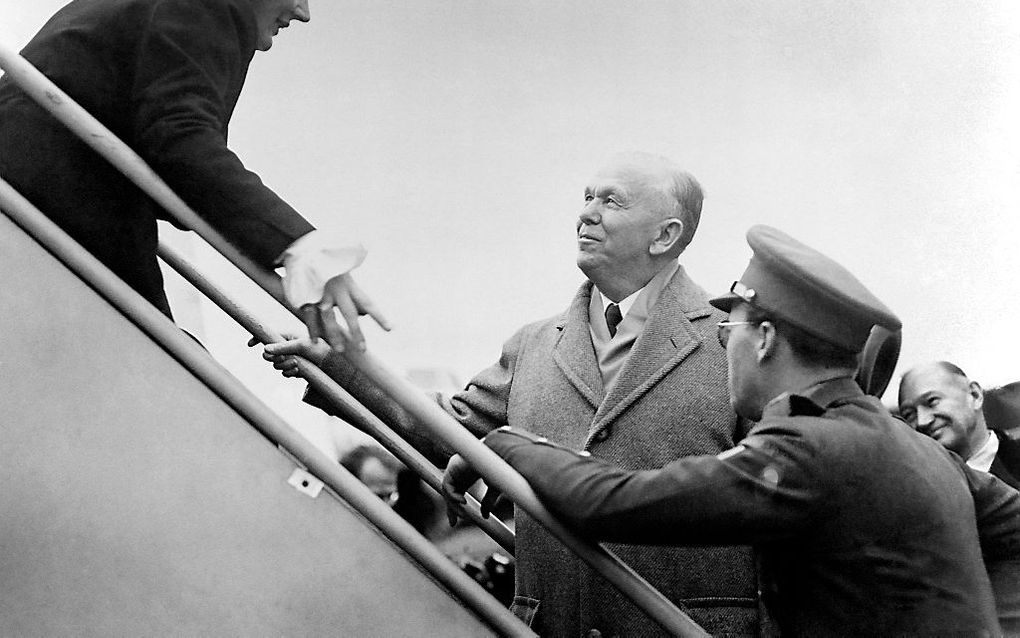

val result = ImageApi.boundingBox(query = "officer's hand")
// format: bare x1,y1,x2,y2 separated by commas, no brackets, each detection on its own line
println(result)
302,273,391,352
442,454,481,527
260,337,331,378
479,484,505,520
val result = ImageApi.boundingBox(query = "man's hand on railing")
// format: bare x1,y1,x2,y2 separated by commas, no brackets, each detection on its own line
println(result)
302,272,391,353
250,335,332,378
442,454,505,527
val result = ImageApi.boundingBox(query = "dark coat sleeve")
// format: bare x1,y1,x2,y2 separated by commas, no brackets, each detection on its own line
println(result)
961,462,1020,561
304,327,528,465
484,423,831,546
960,463,1020,633
129,0,313,265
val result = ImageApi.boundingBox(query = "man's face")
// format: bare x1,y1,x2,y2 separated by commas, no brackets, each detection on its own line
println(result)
898,364,984,458
251,0,310,51
575,159,672,282
722,303,765,421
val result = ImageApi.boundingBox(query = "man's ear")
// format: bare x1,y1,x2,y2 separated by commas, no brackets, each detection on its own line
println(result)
649,218,684,256
968,380,985,411
757,321,778,364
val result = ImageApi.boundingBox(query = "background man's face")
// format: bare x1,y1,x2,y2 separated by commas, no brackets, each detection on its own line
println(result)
899,366,983,458
250,0,310,51
575,160,670,281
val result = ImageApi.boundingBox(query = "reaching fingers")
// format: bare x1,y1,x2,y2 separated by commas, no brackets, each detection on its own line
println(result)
479,486,504,520
334,291,366,353
317,303,349,352
265,339,307,357
300,304,323,344
349,278,392,332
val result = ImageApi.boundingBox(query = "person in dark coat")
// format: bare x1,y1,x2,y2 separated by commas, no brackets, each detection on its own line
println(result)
447,225,1020,636
265,153,765,636
898,361,1020,632
0,0,387,350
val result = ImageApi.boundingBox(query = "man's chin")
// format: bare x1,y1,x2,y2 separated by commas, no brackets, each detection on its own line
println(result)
576,255,599,279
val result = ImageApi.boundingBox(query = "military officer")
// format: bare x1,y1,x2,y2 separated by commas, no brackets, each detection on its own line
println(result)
446,224,1020,636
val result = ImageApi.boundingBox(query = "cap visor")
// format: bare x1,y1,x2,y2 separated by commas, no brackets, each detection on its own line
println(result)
709,292,739,312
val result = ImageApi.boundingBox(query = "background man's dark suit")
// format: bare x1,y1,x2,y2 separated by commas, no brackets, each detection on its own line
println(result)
0,0,313,316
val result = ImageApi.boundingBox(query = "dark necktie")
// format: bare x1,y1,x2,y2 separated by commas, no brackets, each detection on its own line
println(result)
605,303,623,338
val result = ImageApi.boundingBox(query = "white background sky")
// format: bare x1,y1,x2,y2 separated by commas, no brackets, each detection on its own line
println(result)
4,1,1019,454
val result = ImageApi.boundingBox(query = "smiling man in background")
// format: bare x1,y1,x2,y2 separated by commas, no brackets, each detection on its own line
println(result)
899,361,1020,489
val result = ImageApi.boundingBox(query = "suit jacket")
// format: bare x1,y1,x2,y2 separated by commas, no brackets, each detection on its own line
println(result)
486,377,1020,637
0,0,313,314
313,266,762,636
991,430,1020,490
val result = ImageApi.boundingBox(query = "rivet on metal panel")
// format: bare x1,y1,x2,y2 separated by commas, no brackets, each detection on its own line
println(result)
287,468,324,498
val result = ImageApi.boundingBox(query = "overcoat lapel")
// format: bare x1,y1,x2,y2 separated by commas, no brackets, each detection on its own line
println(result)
588,268,714,440
552,282,604,410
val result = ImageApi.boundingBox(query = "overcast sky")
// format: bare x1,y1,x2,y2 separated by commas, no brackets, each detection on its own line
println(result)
4,1,1018,452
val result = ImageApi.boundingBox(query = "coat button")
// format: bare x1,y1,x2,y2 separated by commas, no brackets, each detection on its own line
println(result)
586,630,602,638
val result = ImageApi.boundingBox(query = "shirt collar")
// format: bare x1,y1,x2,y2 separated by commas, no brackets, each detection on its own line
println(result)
596,260,680,321
761,376,864,419
967,431,999,473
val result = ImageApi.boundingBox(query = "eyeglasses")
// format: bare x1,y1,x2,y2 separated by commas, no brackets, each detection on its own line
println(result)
716,320,761,348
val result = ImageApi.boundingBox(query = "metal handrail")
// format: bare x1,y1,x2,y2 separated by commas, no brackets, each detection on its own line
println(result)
156,241,515,554
0,43,708,636
0,178,533,638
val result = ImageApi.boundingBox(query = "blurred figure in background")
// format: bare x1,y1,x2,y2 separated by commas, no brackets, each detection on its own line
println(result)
340,443,515,606
339,444,400,505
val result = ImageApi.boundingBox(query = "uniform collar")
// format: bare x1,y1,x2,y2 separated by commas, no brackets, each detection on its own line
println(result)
761,376,864,419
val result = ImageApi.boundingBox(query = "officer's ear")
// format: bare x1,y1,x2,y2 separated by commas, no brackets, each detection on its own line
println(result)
649,218,683,256
756,321,779,364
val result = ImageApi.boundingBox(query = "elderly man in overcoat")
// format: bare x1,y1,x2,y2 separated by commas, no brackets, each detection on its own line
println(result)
459,225,1020,636
267,152,763,635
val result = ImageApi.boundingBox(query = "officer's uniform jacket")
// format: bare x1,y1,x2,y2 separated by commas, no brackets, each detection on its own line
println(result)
311,266,763,636
486,377,1020,637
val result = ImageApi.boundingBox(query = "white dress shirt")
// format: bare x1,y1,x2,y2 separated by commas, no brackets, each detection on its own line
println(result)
277,230,366,307
588,261,680,394
967,431,999,473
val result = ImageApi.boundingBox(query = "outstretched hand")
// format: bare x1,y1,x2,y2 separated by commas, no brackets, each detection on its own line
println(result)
442,454,506,526
253,336,332,378
301,272,391,353
442,454,481,527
